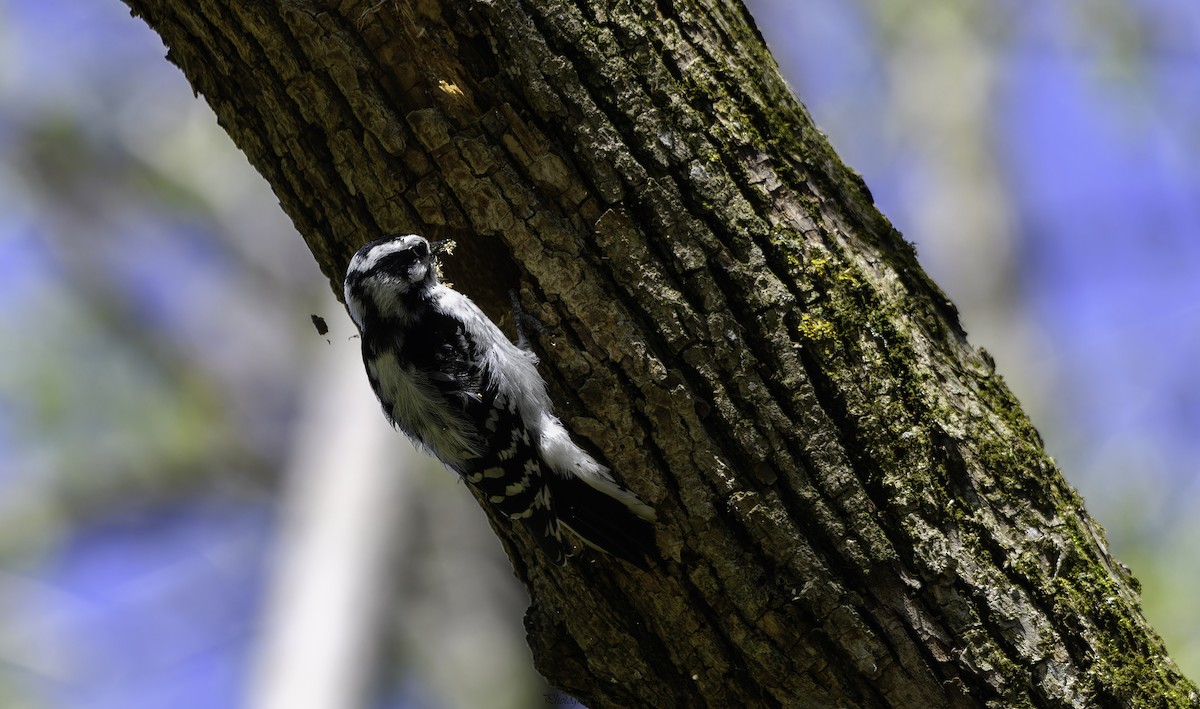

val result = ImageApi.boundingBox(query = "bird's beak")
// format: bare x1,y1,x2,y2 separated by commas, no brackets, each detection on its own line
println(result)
429,239,452,256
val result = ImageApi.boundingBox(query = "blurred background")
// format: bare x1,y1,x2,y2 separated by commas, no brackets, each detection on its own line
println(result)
0,0,1197,707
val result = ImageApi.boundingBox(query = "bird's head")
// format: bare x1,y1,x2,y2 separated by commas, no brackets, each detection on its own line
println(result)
344,234,449,329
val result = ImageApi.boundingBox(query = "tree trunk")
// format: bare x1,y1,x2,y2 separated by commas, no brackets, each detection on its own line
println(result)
120,0,1197,706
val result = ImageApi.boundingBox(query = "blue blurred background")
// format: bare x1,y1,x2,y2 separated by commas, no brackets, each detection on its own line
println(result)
0,0,1197,706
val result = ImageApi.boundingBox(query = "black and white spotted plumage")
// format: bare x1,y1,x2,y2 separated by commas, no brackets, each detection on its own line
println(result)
344,234,656,566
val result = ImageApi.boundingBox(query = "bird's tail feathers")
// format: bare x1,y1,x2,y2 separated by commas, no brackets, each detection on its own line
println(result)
548,474,657,569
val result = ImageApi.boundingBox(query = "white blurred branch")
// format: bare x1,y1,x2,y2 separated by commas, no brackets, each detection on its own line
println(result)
246,306,412,709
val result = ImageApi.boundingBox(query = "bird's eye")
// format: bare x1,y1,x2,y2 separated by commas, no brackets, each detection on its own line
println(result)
380,250,418,272
412,241,429,259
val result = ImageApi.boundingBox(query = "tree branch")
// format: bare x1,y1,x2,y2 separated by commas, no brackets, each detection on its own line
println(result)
121,0,1197,706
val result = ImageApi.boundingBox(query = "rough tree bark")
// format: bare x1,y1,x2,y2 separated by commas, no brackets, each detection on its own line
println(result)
120,1,1197,707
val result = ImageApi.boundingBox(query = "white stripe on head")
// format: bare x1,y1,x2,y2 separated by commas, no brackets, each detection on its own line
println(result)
349,234,429,275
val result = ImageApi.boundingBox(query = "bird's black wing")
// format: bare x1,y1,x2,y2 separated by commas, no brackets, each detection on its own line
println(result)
404,309,567,563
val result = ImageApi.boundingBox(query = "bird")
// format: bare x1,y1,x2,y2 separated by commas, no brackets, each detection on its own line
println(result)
343,233,657,567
